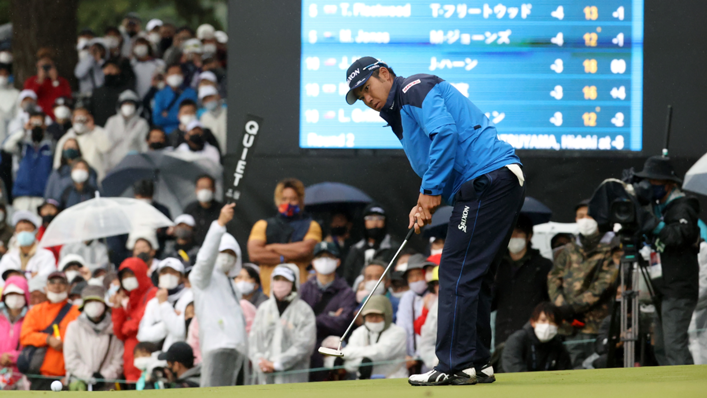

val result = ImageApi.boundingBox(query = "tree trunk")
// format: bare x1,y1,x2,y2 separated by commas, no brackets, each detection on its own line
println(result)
10,0,79,91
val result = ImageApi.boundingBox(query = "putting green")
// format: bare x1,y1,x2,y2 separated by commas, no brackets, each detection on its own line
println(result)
6,366,707,397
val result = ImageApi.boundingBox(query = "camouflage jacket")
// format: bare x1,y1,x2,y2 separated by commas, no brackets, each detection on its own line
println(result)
548,236,618,335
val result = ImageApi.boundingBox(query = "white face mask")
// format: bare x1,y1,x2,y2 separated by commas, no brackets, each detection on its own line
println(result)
409,280,428,295
120,103,136,117
47,290,68,303
390,290,406,299
365,320,385,333
72,298,83,307
534,322,559,343
73,122,88,134
148,32,161,45
430,248,443,256
65,270,80,283
577,218,599,237
216,253,237,274
88,277,104,287
71,169,89,184
179,114,196,127
312,257,338,275
395,262,407,272
364,280,386,296
133,45,149,58
84,301,106,319
4,294,26,310
122,276,139,292
134,356,152,371
166,74,184,88
235,281,255,295
104,36,120,49
202,43,217,55
158,273,180,290
78,49,91,61
0,76,8,87
507,237,527,254
54,105,71,121
196,189,214,203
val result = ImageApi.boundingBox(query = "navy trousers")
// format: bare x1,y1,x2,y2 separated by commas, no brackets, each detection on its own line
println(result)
435,166,525,373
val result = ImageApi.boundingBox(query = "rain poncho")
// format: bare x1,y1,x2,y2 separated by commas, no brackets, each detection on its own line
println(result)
249,263,316,384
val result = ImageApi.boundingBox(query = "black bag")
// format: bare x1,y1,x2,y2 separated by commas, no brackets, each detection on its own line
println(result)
17,303,73,375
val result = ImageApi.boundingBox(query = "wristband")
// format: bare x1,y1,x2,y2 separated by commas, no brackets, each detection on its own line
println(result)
280,255,284,264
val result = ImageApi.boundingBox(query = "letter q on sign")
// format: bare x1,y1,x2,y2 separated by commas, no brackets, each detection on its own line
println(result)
245,120,259,135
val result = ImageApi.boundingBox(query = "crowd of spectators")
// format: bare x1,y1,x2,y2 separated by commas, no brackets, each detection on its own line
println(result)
0,11,705,392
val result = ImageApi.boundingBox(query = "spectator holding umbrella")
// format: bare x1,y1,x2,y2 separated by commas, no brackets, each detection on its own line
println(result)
0,276,30,389
22,48,72,121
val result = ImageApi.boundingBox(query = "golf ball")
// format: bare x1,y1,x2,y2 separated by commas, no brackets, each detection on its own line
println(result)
51,380,62,392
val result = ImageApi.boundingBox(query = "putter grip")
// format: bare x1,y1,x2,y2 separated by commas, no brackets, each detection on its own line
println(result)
405,227,415,241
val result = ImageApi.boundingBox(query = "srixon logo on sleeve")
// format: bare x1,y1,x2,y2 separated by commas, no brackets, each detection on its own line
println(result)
458,205,470,233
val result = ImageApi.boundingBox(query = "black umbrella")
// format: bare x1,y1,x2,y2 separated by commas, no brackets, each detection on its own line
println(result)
521,197,552,225
423,206,453,238
304,182,373,212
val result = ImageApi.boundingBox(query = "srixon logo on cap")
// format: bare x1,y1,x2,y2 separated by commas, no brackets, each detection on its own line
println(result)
347,68,360,84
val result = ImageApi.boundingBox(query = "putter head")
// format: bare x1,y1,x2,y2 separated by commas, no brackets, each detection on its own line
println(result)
318,347,344,358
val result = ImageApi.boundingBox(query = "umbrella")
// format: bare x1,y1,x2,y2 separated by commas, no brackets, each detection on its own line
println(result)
521,197,552,225
39,196,173,248
423,206,453,238
305,182,373,206
683,152,707,196
101,151,223,217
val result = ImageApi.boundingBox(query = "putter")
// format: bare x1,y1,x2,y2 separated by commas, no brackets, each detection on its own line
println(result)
318,227,416,358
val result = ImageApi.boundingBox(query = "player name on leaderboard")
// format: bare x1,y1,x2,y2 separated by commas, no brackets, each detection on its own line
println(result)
300,1,644,151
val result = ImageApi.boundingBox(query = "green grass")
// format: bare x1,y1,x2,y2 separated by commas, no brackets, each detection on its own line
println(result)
6,366,707,398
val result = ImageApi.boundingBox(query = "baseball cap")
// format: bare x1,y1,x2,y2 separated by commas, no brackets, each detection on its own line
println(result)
313,241,340,258
272,266,295,282
363,203,386,217
198,85,218,101
174,214,196,228
12,210,40,229
158,257,185,274
344,56,393,105
47,271,68,283
59,254,86,271
146,19,163,32
186,120,203,132
158,342,194,365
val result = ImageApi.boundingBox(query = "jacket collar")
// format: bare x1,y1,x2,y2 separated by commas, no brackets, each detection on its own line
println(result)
379,77,405,140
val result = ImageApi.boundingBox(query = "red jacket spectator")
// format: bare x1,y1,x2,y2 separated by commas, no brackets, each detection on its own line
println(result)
23,48,72,120
111,258,156,382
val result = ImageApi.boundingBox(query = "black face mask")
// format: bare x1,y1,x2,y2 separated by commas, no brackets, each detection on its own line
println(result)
188,134,205,151
42,214,55,226
149,142,166,150
366,227,386,242
330,226,348,237
136,252,151,264
159,37,173,52
31,127,44,143
104,74,120,87
127,30,138,38
62,121,72,131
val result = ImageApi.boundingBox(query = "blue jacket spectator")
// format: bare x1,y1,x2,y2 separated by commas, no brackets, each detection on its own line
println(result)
58,159,99,209
152,64,197,133
44,137,98,201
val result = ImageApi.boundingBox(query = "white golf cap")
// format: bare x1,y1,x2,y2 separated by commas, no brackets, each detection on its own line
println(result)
182,38,203,54
146,19,163,32
12,210,40,229
158,257,185,274
59,254,86,270
126,228,159,250
198,71,217,83
272,266,295,282
214,31,228,43
198,85,218,100
196,24,216,40
2,284,25,297
174,214,196,227
18,90,37,103
186,120,203,132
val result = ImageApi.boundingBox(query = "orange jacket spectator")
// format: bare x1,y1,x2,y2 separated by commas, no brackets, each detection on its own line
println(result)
112,258,156,382
19,294,80,377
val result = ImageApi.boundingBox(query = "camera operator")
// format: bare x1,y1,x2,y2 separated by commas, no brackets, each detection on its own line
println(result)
635,156,701,366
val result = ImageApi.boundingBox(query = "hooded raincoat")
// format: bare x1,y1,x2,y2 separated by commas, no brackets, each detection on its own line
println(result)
111,258,157,382
0,276,30,387
64,312,124,383
249,263,316,384
340,295,407,379
137,285,193,351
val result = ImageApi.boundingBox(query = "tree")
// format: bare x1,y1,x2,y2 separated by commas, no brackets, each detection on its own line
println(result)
10,0,79,90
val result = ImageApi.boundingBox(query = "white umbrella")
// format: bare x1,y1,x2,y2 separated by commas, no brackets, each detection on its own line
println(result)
39,195,174,248
683,152,707,196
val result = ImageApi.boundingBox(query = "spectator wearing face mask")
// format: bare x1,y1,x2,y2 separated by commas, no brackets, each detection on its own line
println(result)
493,214,552,346
0,62,19,144
127,231,159,277
234,263,268,308
197,85,226,154
343,204,399,286
501,302,572,373
201,57,228,98
548,201,618,368
103,26,136,89
46,97,73,142
131,341,161,390
0,211,55,287
145,19,163,56
331,295,407,379
103,90,149,172
20,271,80,390
74,38,108,95
63,285,124,390
249,264,316,385
248,179,322,296
163,26,195,67
54,107,110,180
0,203,12,255
58,254,92,286
0,275,30,389
58,159,98,209
163,215,200,265
152,64,197,133
28,274,48,307
299,242,356,381
175,121,220,164
111,257,158,382
156,23,176,60
158,342,201,388
137,258,193,352
325,211,354,268
131,37,165,100
45,139,98,203
184,175,222,246
188,203,248,387
37,200,62,263
90,60,132,127
168,99,221,153
355,260,399,319
120,13,143,58
3,109,54,213
144,127,172,152
23,48,72,121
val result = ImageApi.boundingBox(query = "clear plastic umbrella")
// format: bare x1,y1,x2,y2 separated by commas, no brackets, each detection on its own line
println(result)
684,152,707,196
38,195,174,248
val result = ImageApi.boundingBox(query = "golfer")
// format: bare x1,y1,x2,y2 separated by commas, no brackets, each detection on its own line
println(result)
345,57,525,385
